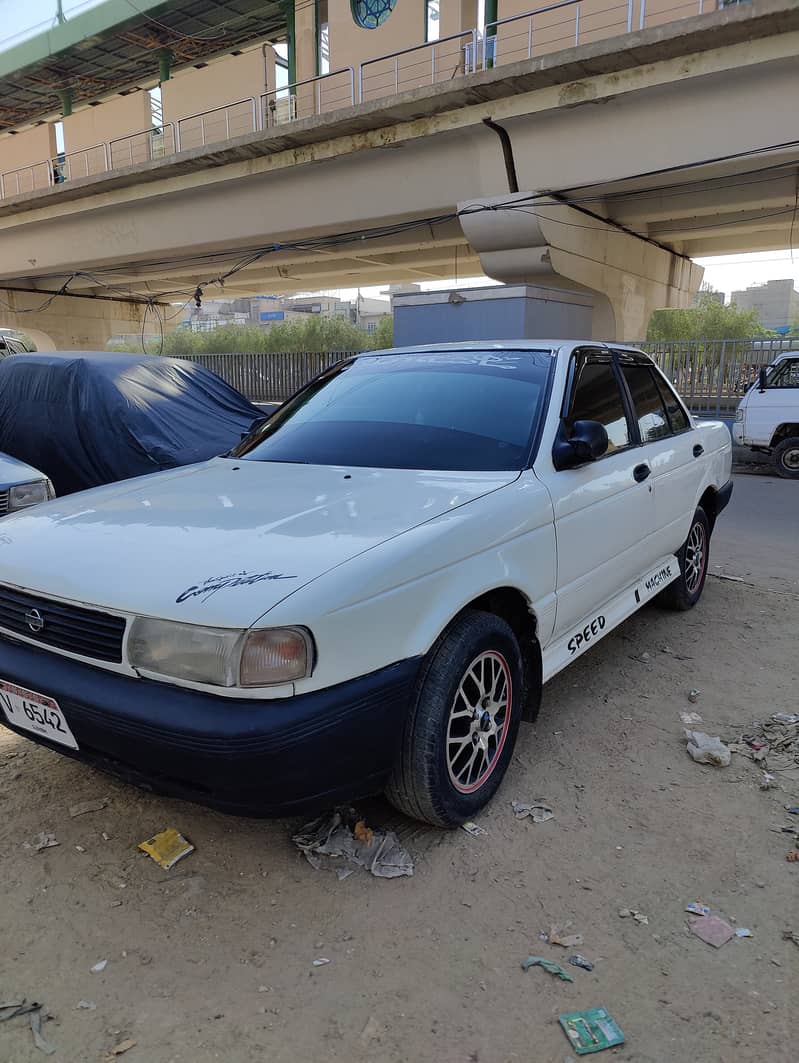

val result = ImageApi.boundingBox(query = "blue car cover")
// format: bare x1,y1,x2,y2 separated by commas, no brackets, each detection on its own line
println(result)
0,352,263,495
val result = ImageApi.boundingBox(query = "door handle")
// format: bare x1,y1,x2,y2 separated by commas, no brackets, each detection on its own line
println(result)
633,463,651,483
693,444,704,457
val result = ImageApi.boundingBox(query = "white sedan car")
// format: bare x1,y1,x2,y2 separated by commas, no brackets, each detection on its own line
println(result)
0,452,54,515
0,342,731,826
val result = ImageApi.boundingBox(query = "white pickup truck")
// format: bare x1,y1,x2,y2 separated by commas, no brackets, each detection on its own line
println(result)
0,342,732,826
733,350,799,478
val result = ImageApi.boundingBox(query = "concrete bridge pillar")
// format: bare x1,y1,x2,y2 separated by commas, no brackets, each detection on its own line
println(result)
458,193,704,341
0,289,162,351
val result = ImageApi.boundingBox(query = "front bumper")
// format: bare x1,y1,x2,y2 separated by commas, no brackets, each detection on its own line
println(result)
0,637,420,816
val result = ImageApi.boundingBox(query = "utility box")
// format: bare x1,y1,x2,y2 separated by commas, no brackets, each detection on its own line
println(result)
392,284,594,346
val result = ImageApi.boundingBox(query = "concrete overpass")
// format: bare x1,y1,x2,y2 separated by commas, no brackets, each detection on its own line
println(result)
0,0,797,346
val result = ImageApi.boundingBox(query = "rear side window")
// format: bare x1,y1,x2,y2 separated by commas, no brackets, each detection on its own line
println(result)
565,358,630,453
652,372,690,432
620,365,671,442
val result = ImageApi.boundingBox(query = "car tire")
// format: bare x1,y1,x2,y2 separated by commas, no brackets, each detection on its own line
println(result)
385,611,524,828
657,506,710,612
773,437,799,479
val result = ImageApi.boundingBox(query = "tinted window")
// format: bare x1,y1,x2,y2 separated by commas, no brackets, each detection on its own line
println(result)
234,350,552,471
565,358,629,453
652,372,690,432
621,365,671,442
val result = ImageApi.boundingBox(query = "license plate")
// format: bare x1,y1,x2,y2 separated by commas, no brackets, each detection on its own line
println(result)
0,679,78,750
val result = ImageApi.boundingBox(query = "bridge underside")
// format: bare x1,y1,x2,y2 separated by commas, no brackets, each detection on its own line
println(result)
0,2,796,343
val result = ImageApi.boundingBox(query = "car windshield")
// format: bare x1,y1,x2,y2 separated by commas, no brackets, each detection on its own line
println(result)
233,349,553,471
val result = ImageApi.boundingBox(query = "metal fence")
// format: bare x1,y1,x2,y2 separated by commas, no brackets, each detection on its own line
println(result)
174,339,797,412
638,338,796,415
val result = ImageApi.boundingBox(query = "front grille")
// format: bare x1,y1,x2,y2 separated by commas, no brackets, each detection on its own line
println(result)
0,491,8,516
0,584,126,663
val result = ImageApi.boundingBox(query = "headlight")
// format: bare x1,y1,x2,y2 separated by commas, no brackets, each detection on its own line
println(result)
8,479,54,511
128,618,313,687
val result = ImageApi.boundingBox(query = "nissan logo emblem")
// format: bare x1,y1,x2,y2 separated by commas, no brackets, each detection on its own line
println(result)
25,608,45,634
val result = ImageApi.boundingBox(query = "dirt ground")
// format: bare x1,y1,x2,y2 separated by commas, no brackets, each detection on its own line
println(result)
1,574,797,1063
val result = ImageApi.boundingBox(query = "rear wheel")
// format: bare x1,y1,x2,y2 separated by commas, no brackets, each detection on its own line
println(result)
386,611,525,827
773,437,799,480
657,506,710,611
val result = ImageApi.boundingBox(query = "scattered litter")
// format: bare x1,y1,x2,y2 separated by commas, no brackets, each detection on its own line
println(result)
559,1008,625,1055
29,1008,56,1056
312,958,330,967
69,798,109,818
781,929,799,947
744,737,767,751
760,773,778,791
685,902,711,917
618,908,649,925
785,806,799,815
33,833,59,852
90,960,108,973
109,1039,137,1056
714,573,745,583
689,914,735,948
688,689,700,704
771,713,799,725
102,832,111,842
735,928,752,938
787,851,799,862
293,808,414,879
138,828,195,870
548,926,584,948
75,845,86,853
680,711,703,726
511,799,554,823
568,954,594,972
77,1001,96,1010
684,730,731,767
520,956,574,982
461,821,486,837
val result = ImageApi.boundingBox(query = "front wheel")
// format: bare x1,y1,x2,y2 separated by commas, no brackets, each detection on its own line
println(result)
657,506,710,611
773,437,799,479
386,611,525,827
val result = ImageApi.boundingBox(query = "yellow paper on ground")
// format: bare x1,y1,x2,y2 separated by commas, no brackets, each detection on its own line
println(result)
138,828,194,870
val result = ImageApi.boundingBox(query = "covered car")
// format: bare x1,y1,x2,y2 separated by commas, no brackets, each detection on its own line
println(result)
0,352,263,495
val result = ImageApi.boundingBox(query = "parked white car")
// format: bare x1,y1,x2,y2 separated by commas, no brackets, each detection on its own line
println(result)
0,452,54,515
0,342,731,825
733,350,799,478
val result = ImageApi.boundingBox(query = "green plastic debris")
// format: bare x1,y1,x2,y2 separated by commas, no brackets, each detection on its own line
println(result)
559,1007,625,1055
520,956,574,982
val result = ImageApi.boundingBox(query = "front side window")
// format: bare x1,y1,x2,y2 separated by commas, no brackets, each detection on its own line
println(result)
769,359,799,388
565,357,630,453
620,365,671,443
234,350,553,472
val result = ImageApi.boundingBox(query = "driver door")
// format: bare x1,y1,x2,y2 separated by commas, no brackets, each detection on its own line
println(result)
535,349,658,640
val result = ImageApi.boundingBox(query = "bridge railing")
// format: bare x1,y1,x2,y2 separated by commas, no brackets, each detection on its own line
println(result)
109,123,177,168
261,68,356,128
175,98,259,152
0,0,720,201
359,30,479,103
0,160,53,197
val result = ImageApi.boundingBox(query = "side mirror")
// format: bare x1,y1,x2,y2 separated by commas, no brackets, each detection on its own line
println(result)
758,367,768,393
553,419,609,470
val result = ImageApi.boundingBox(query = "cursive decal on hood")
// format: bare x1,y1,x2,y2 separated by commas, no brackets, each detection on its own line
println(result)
176,570,297,604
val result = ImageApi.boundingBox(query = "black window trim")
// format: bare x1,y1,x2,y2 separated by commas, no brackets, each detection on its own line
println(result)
613,349,694,443
558,346,638,462
768,358,799,389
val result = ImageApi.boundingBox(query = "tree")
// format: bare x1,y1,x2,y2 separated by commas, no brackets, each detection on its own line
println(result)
647,295,771,341
368,316,393,349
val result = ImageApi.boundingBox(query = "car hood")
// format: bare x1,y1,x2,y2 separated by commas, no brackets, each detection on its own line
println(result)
0,457,517,627
0,450,48,490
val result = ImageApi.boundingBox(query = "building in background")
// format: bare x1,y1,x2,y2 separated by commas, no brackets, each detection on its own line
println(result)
182,292,390,332
730,279,799,330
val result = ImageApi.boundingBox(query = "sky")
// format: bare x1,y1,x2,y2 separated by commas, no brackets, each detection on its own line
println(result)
311,251,799,305
0,0,105,49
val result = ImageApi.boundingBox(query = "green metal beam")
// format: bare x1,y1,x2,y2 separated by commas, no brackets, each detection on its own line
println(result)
0,0,175,80
282,0,297,86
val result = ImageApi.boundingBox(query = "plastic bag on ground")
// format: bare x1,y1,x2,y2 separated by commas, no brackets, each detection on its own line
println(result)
293,808,414,879
684,730,731,767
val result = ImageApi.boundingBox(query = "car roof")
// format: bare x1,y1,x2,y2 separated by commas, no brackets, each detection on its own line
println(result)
361,340,647,357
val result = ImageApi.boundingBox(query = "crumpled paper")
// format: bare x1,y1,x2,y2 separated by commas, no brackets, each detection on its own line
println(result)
293,809,414,879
